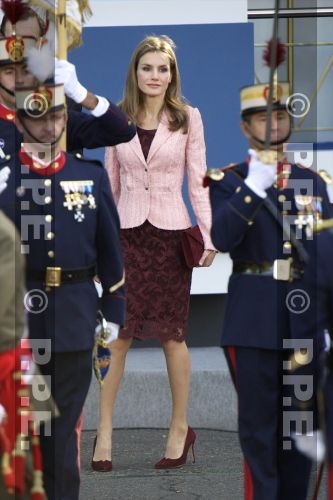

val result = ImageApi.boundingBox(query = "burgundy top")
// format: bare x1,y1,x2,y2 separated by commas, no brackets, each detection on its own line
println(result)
137,126,157,160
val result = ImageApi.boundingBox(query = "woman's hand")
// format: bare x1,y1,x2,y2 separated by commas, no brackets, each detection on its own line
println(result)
199,249,217,267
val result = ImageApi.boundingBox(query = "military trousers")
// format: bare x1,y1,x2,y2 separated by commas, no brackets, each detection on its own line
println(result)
39,350,92,500
224,346,312,500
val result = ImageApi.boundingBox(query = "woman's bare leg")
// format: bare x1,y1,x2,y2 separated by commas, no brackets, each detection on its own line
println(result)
93,337,132,461
162,339,191,459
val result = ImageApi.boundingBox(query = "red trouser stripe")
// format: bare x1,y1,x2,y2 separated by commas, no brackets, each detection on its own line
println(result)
244,459,254,500
227,346,237,387
329,463,333,500
76,413,83,470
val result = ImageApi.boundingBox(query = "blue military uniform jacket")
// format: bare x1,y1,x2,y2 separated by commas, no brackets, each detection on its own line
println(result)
0,151,126,352
0,101,136,158
207,161,333,350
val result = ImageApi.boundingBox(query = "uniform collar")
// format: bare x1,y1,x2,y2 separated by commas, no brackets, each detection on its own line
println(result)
19,147,66,176
0,103,15,122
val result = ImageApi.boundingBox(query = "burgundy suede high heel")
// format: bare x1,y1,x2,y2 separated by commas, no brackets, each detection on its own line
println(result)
154,427,196,469
91,436,113,472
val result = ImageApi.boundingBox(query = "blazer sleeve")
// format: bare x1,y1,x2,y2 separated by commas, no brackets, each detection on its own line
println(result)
105,146,121,205
185,107,215,249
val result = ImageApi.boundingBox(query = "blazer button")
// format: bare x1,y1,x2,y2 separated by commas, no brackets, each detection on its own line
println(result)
145,187,148,190
145,168,148,172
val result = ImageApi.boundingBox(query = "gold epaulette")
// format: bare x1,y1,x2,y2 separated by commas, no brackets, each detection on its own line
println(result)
203,168,224,187
318,169,332,185
206,168,225,181
203,164,238,187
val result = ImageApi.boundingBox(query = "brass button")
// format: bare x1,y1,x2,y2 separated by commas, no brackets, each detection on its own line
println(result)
16,186,25,197
278,194,286,203
128,120,132,125
52,162,59,170
44,196,52,204
45,215,53,223
76,153,82,159
47,232,54,240
48,250,55,258
44,179,52,187
5,154,11,161
248,221,253,226
244,195,252,204
236,186,241,193
283,241,292,251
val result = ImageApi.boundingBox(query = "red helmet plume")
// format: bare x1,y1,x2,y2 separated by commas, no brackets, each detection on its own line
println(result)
263,38,286,69
1,0,27,25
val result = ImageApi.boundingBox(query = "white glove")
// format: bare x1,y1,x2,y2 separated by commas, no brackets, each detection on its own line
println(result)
244,148,277,198
95,321,120,344
292,430,326,462
0,166,10,195
55,58,88,104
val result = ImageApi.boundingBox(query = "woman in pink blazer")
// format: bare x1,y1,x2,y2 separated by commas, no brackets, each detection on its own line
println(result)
92,35,216,470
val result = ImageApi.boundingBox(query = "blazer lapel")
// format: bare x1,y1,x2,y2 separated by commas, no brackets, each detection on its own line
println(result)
128,133,147,166
146,111,173,164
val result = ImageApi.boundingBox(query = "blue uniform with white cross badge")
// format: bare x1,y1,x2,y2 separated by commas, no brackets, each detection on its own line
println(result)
0,147,125,500
0,150,126,351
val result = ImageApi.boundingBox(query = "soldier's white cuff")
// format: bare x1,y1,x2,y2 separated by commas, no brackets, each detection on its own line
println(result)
105,322,120,343
91,96,110,117
244,178,267,199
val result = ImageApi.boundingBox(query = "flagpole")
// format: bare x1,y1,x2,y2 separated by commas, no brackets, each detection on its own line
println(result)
57,0,67,150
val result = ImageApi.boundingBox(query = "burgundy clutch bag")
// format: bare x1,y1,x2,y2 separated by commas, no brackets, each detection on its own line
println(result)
181,225,204,269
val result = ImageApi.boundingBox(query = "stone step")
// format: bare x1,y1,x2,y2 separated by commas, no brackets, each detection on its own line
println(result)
83,347,238,432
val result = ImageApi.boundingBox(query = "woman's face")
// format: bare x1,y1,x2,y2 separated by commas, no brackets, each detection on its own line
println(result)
136,51,172,98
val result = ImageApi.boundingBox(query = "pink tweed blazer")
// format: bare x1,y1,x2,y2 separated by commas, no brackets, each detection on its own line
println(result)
105,105,214,249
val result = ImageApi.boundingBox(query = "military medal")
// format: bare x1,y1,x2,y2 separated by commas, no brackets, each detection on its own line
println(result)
60,180,96,222
294,195,323,237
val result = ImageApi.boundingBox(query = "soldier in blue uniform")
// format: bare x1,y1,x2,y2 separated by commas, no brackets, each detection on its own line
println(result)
0,32,136,158
0,78,126,499
205,72,333,497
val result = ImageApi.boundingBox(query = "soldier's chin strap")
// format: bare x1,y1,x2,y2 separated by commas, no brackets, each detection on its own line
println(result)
0,82,15,97
19,115,65,147
250,129,291,148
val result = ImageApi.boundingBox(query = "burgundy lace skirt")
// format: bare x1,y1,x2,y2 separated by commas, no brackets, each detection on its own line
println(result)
119,221,192,343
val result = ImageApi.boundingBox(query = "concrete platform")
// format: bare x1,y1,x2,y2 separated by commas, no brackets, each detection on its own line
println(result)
79,429,327,500
83,347,237,431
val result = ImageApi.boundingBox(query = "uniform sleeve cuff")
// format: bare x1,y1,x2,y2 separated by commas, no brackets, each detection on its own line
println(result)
244,178,267,199
91,96,110,117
